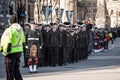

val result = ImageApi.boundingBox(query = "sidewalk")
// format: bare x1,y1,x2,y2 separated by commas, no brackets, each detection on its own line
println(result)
23,66,120,80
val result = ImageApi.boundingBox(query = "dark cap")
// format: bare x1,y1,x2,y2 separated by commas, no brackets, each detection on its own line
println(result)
37,23,43,26
24,23,30,27
78,22,83,25
53,22,58,25
59,23,66,27
45,24,51,27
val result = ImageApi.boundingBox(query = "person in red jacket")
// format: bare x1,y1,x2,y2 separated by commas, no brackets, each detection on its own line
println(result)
104,30,110,49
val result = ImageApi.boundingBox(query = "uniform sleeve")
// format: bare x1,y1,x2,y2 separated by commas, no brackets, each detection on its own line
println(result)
0,28,12,54
22,30,26,43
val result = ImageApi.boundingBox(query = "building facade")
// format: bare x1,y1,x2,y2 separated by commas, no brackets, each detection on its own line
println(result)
96,0,120,28
107,0,120,28
1,0,120,28
77,0,97,22
33,0,75,24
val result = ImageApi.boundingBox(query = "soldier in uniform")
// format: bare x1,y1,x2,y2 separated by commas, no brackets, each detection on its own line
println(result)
23,23,30,67
65,27,75,64
25,22,42,73
58,24,67,66
43,24,51,66
37,23,44,66
87,24,94,55
74,26,80,62
49,23,60,67
81,24,89,59
78,25,84,60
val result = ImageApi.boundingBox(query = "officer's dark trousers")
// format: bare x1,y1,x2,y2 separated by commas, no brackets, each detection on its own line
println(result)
24,49,29,67
49,47,59,67
104,41,109,49
58,47,64,66
44,46,49,66
5,52,23,80
64,47,71,64
65,47,73,64
74,47,79,62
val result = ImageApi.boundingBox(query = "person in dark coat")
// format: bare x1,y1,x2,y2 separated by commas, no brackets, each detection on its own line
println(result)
58,24,67,66
65,28,75,64
37,23,44,66
23,23,30,67
49,23,60,67
74,26,80,62
43,24,51,66
79,24,89,60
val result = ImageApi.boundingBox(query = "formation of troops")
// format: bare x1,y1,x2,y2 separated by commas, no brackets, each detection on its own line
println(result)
23,20,119,73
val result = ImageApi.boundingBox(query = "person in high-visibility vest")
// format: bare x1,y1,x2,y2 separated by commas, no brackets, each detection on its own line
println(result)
0,15,25,80
109,31,113,44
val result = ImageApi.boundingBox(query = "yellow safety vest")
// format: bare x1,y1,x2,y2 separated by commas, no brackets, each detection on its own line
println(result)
0,23,25,56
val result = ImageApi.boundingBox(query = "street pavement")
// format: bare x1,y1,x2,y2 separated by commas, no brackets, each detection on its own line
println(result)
0,38,120,80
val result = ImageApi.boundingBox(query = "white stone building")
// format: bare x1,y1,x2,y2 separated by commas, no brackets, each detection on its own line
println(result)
96,0,120,28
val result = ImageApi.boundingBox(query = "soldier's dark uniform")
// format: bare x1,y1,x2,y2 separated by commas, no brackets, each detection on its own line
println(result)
23,24,30,67
81,27,89,59
37,28,44,67
49,26,60,67
43,25,51,66
25,28,42,67
74,29,80,62
58,25,67,66
78,29,83,60
65,30,75,64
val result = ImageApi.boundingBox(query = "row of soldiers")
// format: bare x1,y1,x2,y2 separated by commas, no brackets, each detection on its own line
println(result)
24,21,93,73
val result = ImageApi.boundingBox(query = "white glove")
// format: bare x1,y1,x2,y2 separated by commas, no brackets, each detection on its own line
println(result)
40,46,42,49
25,46,29,49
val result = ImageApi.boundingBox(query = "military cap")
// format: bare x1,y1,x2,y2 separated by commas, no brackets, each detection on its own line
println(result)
59,23,66,27
52,22,58,25
63,22,71,25
78,22,83,25
24,23,30,27
37,23,43,26
45,24,51,27
79,24,87,28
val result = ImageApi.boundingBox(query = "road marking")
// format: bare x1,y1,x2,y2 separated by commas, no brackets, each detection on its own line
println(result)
88,56,120,59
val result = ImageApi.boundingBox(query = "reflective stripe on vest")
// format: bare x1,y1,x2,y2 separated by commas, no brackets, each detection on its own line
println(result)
12,44,22,48
27,38,39,41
